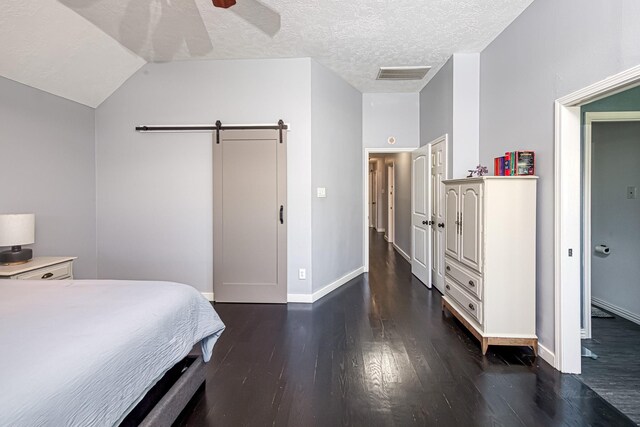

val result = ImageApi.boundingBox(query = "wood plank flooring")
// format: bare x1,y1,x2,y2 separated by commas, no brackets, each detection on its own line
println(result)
176,231,633,426
580,310,640,424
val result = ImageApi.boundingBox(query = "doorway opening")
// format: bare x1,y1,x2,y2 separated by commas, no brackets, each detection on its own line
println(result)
366,150,414,270
363,148,415,272
363,136,449,292
554,64,640,376
577,93,640,422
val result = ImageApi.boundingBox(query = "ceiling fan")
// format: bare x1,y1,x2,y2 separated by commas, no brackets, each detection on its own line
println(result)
212,0,281,37
58,0,281,63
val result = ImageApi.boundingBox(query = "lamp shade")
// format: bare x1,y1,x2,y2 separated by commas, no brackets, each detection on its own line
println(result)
0,214,35,247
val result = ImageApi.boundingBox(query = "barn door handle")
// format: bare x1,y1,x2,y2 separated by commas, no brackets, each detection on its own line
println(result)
279,205,284,224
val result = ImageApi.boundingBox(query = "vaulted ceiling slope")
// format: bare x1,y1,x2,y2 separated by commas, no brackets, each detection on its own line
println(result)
0,1,145,108
1,0,533,108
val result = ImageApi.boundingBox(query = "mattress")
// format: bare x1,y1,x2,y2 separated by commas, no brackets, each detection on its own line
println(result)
0,279,225,427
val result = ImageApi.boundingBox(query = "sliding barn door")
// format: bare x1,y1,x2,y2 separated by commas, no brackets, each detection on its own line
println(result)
213,129,287,303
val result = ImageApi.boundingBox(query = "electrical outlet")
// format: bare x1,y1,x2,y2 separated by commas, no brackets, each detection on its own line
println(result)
627,186,637,199
298,268,306,280
317,187,326,198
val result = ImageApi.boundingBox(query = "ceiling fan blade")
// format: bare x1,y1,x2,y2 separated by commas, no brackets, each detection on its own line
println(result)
230,0,280,37
212,0,236,8
57,0,213,62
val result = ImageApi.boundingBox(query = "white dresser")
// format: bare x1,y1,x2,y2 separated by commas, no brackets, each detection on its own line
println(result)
442,176,537,355
0,257,76,280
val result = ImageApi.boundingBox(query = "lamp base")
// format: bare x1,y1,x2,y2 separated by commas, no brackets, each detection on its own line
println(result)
0,248,33,265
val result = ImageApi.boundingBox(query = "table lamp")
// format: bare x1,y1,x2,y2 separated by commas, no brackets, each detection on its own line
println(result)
0,214,35,265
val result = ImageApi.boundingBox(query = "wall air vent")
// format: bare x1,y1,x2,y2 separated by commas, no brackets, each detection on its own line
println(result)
376,66,431,81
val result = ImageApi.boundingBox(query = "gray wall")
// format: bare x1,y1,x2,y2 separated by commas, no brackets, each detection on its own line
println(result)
363,93,420,148
420,54,480,179
311,60,363,292
368,156,387,232
0,76,97,278
389,152,412,257
479,0,640,351
420,57,453,147
95,59,313,295
591,122,640,319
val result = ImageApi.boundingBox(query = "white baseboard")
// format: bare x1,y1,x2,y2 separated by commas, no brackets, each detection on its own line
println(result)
202,292,214,302
393,243,411,262
288,266,364,304
538,342,556,368
287,293,313,303
384,235,389,242
592,297,640,326
376,228,386,233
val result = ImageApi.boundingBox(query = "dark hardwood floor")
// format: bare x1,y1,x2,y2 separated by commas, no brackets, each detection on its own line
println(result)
580,310,640,424
176,230,634,426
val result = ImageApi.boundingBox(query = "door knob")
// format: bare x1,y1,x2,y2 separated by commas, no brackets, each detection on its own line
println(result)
438,223,445,228
422,220,428,225
427,220,435,226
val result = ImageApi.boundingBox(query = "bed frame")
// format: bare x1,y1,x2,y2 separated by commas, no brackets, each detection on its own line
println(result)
119,352,206,427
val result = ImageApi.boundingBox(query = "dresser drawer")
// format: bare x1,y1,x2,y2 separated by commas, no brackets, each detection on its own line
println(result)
14,262,72,280
445,258,483,300
445,278,483,326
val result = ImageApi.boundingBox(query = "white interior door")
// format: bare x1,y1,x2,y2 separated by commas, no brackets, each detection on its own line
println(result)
411,145,432,287
430,137,448,293
387,164,395,243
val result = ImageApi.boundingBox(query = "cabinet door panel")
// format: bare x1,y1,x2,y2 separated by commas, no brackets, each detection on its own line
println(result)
460,183,483,272
444,185,460,259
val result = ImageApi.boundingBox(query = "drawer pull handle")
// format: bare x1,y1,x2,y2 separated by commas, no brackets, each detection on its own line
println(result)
41,272,54,279
468,303,475,311
445,285,450,291
468,280,475,287
446,266,451,271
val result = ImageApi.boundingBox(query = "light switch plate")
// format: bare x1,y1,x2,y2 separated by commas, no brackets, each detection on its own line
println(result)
317,187,326,198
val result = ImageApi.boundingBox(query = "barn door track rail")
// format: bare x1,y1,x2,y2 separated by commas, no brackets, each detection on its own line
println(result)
135,120,287,144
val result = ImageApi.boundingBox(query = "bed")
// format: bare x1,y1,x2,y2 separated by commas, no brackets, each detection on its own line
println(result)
0,279,225,427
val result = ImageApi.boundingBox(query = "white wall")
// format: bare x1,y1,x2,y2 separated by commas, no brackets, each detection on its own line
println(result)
95,58,313,296
420,54,479,178
363,93,420,148
591,122,640,320
452,53,480,178
0,76,97,278
479,0,640,352
311,60,363,292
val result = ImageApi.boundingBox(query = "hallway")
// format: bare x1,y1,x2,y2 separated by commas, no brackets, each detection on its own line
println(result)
178,230,633,426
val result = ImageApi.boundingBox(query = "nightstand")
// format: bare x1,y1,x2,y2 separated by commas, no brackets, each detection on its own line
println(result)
0,257,77,280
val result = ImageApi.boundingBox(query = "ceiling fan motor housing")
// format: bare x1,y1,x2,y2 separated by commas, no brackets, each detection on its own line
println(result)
212,0,236,8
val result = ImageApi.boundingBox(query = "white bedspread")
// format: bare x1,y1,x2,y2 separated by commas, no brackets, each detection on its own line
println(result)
0,280,225,427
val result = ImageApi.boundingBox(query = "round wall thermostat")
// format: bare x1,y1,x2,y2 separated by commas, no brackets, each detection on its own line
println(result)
387,136,396,145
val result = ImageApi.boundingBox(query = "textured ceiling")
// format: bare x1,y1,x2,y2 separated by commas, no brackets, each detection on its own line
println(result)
0,0,145,107
1,0,534,106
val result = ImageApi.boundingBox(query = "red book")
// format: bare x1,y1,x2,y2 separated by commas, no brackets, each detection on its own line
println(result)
494,157,500,176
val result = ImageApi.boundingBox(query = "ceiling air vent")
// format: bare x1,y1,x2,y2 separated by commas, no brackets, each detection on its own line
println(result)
376,66,431,81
